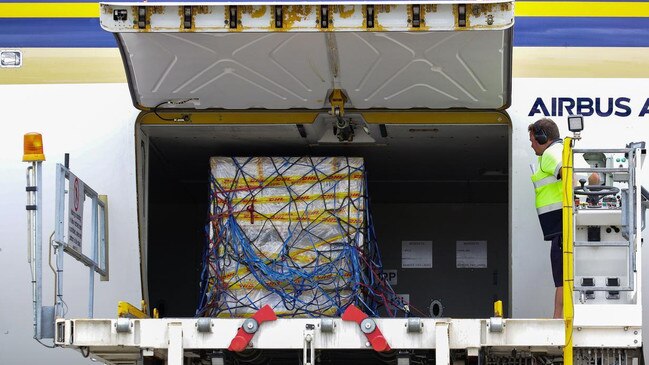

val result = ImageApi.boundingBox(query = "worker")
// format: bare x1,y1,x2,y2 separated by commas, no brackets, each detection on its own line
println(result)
528,118,598,318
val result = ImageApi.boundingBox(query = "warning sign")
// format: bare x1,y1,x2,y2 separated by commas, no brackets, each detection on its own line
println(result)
456,241,488,268
68,172,84,253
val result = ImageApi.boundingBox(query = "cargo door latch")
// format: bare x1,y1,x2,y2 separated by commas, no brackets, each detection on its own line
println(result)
228,305,277,351
342,305,391,352
329,89,356,142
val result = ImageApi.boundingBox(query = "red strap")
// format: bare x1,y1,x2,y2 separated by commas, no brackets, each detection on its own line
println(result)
228,305,277,352
246,201,255,224
341,305,391,352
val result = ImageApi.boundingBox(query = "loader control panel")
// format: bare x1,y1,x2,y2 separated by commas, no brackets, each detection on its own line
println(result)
572,143,646,305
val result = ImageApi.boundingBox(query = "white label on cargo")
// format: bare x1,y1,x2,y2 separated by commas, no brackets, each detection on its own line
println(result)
67,172,85,253
456,240,488,268
402,241,432,268
380,270,398,285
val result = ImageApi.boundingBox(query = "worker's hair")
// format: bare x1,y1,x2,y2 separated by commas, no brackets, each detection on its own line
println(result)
527,118,560,143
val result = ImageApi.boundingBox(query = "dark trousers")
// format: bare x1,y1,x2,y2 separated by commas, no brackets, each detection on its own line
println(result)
550,235,563,288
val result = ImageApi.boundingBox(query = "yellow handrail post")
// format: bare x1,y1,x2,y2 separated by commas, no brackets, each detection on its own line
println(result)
117,301,149,319
562,137,575,365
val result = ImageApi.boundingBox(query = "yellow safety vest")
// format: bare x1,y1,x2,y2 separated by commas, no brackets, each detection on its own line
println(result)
530,141,563,240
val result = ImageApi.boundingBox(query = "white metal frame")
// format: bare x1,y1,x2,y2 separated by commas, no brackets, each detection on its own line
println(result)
54,316,644,365
56,317,567,365
571,147,644,329
53,163,109,319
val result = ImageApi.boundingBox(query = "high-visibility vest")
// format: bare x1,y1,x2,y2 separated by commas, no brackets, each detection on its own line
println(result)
530,140,563,240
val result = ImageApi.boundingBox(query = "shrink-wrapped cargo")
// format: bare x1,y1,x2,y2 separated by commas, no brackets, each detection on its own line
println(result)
198,157,388,317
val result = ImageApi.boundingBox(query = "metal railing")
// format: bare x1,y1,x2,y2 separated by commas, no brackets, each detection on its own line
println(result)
53,163,109,319
571,147,640,293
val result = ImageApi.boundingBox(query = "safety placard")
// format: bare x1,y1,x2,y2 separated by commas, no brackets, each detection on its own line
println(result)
456,241,487,268
67,172,85,253
402,241,432,268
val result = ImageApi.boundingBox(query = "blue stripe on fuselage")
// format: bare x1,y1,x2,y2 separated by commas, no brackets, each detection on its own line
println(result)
0,18,115,47
514,17,649,47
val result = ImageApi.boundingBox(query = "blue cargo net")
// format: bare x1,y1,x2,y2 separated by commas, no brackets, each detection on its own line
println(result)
196,156,399,318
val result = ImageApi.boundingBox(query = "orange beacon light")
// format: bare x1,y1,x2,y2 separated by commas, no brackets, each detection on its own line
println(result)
23,132,45,162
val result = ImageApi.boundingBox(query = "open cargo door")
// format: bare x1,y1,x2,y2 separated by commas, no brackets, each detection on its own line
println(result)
100,1,514,111
100,1,514,318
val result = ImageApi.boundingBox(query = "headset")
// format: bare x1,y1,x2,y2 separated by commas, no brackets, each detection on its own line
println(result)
532,122,549,144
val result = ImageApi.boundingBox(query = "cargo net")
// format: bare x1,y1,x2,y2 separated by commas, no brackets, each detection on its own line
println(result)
197,157,397,318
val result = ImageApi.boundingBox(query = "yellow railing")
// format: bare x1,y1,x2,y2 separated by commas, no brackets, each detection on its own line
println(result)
117,300,149,319
561,137,575,365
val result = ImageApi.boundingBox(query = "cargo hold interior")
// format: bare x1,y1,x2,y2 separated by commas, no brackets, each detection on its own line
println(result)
138,115,510,319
